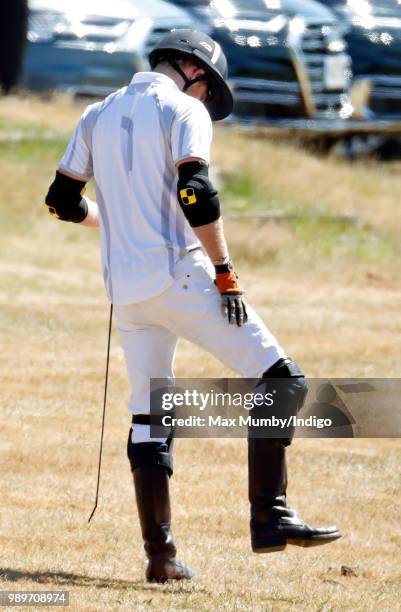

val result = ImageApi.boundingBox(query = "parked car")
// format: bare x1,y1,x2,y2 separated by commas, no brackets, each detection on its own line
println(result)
166,0,353,130
22,0,195,96
317,0,401,123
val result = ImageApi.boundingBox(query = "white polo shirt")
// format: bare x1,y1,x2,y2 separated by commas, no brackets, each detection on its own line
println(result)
59,72,213,305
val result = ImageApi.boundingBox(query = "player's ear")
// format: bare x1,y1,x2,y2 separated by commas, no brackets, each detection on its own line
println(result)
186,61,204,80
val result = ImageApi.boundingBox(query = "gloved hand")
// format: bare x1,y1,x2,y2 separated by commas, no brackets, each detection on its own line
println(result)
214,260,248,327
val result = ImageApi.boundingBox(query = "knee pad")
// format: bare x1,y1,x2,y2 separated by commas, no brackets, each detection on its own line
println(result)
256,358,309,446
262,357,305,380
127,415,174,477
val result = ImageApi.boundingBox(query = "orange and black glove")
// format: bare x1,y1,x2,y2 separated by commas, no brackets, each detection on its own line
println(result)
214,260,248,327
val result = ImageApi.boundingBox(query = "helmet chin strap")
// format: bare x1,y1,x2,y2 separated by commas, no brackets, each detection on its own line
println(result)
170,60,206,92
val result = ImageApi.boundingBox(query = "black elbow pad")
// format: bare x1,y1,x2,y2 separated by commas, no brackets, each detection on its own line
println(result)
177,161,220,228
45,171,88,223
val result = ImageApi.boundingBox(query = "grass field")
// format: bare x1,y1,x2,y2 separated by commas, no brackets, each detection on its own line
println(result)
0,94,400,611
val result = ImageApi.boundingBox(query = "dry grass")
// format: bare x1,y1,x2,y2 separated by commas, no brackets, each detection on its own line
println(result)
214,128,401,232
0,93,86,133
0,94,400,611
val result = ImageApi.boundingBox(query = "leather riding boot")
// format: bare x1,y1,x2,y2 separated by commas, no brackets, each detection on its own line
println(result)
133,465,194,582
248,438,342,553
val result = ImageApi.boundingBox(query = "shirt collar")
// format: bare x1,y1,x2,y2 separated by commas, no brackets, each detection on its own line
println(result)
130,71,180,91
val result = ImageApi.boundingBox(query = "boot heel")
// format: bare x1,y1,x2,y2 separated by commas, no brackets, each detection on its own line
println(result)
252,536,287,554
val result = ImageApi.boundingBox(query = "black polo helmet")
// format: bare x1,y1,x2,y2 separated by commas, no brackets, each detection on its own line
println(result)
149,29,233,121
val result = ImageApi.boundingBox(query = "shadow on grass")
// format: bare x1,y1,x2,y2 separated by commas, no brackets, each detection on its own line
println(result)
0,567,199,593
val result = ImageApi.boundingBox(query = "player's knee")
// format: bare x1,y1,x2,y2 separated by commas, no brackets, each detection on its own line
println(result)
262,357,305,379
256,358,309,446
127,418,174,476
262,358,309,398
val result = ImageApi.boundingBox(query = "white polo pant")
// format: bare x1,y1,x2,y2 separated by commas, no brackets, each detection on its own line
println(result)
114,249,286,444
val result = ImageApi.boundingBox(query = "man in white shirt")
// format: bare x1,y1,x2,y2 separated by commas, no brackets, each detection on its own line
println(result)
45,29,341,583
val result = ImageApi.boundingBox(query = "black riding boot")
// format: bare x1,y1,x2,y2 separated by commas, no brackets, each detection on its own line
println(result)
133,466,194,582
248,437,342,552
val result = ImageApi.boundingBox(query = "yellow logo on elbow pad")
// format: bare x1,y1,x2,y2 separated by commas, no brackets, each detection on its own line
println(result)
45,203,60,219
180,188,197,205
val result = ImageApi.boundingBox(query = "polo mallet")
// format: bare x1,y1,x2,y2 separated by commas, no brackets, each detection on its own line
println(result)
88,303,113,523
